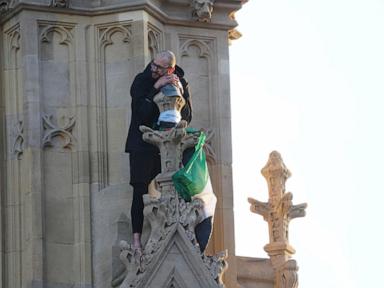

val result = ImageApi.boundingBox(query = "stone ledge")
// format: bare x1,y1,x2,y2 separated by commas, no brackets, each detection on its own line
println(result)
0,0,243,30
236,256,274,286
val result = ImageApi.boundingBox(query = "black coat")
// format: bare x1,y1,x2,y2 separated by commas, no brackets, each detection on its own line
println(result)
125,63,192,153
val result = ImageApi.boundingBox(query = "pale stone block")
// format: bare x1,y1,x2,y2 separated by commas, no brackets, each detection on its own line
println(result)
219,163,234,209
87,106,99,151
216,121,233,164
45,197,75,244
23,191,33,243
105,69,132,108
4,204,22,252
121,151,130,181
106,108,128,151
71,151,90,184
44,151,73,199
41,61,71,108
91,183,132,288
237,257,274,288
89,151,110,186
72,241,92,284
108,152,123,185
46,242,75,284
24,101,42,149
72,183,91,242
23,54,41,103
74,106,89,151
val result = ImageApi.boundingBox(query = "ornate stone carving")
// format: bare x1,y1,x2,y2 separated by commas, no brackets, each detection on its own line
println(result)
203,128,216,164
228,29,242,41
50,0,69,8
95,23,133,188
180,38,213,59
178,197,205,245
99,25,132,47
0,0,14,14
12,120,24,159
116,241,142,287
42,114,76,149
179,36,215,129
40,24,74,45
142,193,178,258
118,183,224,287
0,1,8,14
147,24,162,59
278,259,299,288
202,250,228,287
7,27,21,65
191,0,214,22
248,151,307,288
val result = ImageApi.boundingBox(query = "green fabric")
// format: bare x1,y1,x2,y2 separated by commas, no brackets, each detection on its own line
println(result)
172,132,208,202
185,127,200,133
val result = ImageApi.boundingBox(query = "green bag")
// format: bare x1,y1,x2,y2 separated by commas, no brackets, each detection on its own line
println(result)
172,132,208,202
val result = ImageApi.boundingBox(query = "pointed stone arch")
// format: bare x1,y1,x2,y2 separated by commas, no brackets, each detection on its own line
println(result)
147,23,163,59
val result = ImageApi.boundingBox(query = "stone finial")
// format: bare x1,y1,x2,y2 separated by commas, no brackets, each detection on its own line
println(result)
139,87,197,176
248,151,307,288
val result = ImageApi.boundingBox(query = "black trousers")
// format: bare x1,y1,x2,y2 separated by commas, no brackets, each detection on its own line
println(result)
195,216,213,253
129,151,161,234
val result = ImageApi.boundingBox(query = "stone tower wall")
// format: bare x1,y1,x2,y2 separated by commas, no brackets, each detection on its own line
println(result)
0,1,242,287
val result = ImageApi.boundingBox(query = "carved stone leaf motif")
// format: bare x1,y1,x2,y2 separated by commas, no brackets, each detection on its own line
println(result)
202,250,228,287
179,197,205,248
118,192,226,288
116,241,142,288
142,194,177,259
12,120,24,159
42,114,76,149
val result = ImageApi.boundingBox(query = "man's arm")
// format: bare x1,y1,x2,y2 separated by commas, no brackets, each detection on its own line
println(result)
130,75,159,123
180,77,192,123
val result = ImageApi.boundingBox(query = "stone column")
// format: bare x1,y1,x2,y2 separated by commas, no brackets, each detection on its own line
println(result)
248,151,307,288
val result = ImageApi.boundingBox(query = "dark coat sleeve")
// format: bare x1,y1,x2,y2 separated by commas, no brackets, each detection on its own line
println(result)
130,74,160,124
180,77,192,124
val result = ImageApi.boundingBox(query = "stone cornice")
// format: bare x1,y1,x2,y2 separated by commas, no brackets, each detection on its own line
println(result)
0,0,243,31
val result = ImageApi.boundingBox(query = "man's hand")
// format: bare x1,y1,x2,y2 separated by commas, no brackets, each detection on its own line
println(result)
154,74,180,89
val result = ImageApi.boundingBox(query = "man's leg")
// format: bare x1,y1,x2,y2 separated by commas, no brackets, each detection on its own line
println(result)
131,182,147,249
129,151,161,249
195,216,213,253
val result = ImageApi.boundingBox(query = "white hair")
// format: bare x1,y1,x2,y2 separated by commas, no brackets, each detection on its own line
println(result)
155,50,176,68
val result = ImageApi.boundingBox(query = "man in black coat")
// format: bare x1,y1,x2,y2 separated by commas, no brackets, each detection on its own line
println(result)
125,51,192,251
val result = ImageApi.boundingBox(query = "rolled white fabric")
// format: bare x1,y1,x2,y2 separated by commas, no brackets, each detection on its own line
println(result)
192,176,217,220
158,109,182,124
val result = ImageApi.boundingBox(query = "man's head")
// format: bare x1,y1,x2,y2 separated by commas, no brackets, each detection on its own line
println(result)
151,50,176,79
